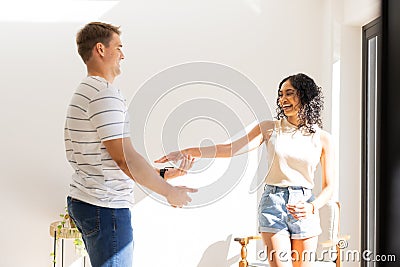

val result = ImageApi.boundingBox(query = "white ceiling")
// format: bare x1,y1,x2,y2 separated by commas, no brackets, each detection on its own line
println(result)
0,0,119,22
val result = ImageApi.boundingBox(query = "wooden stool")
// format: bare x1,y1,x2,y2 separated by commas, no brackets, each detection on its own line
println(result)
234,236,262,267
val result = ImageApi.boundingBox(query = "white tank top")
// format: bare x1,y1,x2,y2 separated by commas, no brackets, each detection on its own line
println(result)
265,118,322,189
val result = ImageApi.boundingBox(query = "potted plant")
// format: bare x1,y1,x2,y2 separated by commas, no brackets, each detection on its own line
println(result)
50,207,86,264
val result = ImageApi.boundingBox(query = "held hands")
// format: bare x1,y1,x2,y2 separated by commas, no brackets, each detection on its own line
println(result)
286,201,315,220
157,154,197,208
163,155,195,180
155,150,186,164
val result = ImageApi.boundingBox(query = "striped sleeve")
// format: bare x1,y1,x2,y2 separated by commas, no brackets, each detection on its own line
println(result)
88,89,130,141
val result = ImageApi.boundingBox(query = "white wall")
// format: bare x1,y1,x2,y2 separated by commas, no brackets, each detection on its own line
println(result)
0,0,379,266
336,1,380,266
339,25,362,267
0,22,88,267
344,0,381,26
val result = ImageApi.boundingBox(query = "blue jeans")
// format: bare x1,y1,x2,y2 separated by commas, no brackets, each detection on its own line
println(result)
258,185,322,239
67,197,134,267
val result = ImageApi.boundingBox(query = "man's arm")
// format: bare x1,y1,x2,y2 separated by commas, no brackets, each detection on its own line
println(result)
103,137,197,206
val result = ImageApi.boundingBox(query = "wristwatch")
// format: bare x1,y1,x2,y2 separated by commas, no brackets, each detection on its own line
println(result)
160,167,174,179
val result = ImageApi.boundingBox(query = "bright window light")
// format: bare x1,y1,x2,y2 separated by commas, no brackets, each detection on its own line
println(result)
332,60,340,200
0,1,119,23
332,60,340,138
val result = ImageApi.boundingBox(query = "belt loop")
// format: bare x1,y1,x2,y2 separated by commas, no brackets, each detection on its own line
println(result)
272,186,276,193
301,187,305,195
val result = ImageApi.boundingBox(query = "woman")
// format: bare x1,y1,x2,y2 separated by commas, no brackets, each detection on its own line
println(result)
156,73,335,267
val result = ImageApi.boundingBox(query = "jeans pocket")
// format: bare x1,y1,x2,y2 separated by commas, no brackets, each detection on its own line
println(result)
305,192,315,203
68,198,100,237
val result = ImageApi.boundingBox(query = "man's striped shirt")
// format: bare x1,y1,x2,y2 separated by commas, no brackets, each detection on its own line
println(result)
65,76,134,208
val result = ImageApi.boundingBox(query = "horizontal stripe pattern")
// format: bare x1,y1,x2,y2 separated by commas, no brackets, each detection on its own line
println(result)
65,76,134,209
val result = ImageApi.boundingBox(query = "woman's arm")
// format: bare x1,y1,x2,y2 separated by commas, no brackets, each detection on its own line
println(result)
155,120,274,163
311,130,336,210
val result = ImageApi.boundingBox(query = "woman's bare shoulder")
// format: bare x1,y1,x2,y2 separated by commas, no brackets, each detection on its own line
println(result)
320,130,333,148
260,120,276,131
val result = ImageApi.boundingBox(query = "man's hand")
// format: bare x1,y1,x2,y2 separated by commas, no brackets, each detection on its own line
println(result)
166,186,198,208
155,150,185,163
163,155,195,180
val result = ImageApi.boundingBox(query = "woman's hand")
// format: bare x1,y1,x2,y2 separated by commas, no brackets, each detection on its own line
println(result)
163,155,195,180
155,150,186,164
286,201,315,220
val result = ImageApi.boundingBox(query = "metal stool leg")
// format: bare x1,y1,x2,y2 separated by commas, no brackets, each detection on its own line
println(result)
53,230,57,267
61,239,64,267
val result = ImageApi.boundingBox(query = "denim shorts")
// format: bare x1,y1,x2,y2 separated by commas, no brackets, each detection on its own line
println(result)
67,197,134,267
258,185,322,239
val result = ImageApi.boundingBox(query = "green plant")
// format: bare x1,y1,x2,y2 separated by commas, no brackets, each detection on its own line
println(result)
50,207,87,264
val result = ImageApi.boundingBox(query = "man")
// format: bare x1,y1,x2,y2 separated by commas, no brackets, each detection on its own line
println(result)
65,22,196,267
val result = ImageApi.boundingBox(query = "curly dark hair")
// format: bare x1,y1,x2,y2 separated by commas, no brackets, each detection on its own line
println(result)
275,73,324,133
